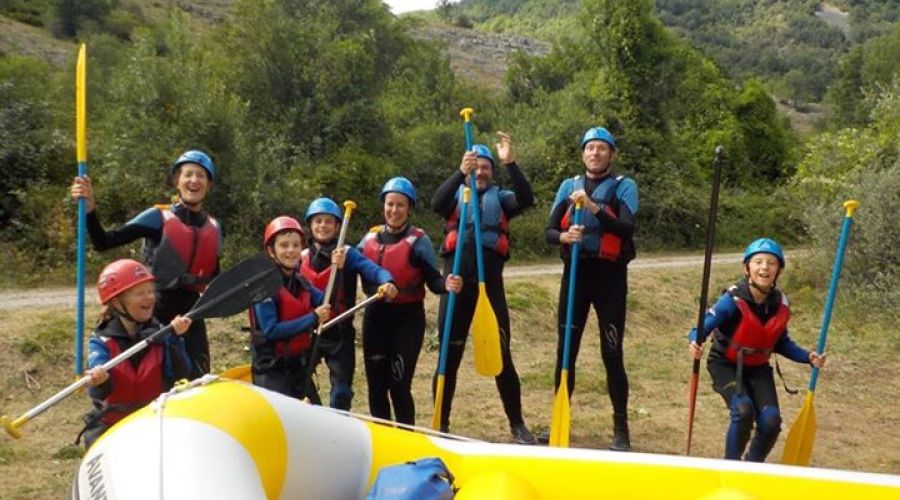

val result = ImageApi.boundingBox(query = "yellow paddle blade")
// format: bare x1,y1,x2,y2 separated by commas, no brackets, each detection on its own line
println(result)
472,282,502,376
76,44,87,163
219,364,252,382
549,371,571,448
432,375,446,431
781,391,817,465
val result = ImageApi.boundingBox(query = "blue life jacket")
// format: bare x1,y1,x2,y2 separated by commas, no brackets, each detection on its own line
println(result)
442,185,509,257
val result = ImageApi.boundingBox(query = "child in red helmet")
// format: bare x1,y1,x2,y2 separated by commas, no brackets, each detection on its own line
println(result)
80,259,193,449
688,238,826,462
251,216,330,400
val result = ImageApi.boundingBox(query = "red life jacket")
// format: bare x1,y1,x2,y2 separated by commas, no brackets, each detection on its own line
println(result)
361,226,425,304
299,248,345,318
725,294,791,366
101,338,165,425
559,175,625,262
442,185,510,257
155,209,220,292
273,285,315,357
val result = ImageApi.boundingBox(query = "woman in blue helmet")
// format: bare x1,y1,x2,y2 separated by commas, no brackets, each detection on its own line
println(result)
70,150,223,378
688,238,826,462
358,177,462,425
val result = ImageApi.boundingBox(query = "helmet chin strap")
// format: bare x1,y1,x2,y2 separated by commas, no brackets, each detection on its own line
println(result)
111,300,140,326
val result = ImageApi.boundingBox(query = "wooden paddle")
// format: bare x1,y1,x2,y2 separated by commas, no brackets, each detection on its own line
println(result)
74,44,88,376
549,200,583,448
460,107,502,377
781,199,859,466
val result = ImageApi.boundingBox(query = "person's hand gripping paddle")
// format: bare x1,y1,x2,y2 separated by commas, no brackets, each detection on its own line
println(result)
781,200,859,466
460,107,502,377
549,200,583,448
2,253,281,438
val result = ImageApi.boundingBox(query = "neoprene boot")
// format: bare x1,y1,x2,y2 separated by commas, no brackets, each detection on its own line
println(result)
609,413,631,451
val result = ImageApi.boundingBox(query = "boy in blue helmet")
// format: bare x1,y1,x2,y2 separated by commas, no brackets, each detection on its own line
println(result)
688,238,826,462
545,126,638,451
70,150,222,378
299,197,397,410
358,177,462,425
431,131,537,444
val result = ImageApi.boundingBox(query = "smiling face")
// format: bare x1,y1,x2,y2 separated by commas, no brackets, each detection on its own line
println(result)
383,192,410,230
309,214,339,244
581,140,616,178
267,230,304,271
173,163,211,208
474,158,493,190
745,253,781,291
114,281,157,324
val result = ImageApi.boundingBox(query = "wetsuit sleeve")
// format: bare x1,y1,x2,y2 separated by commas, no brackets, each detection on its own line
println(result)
774,332,812,364
595,178,638,239
431,171,466,219
86,207,163,251
498,162,534,218
412,235,447,294
545,180,572,245
688,293,738,344
162,333,193,381
87,336,113,400
346,246,393,285
253,297,319,342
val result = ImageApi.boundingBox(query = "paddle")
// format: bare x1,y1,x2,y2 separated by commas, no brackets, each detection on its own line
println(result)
432,187,471,431
460,107,502,377
781,199,859,466
2,253,281,438
74,44,87,376
549,199,583,448
302,200,357,400
223,290,385,384
685,146,724,456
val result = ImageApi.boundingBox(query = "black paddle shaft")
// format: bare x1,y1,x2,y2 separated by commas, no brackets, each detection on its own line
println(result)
694,146,725,360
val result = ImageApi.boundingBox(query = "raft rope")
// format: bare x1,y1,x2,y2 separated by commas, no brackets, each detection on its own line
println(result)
153,374,219,499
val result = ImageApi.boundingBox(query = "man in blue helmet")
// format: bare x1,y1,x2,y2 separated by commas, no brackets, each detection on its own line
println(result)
688,238,825,461
70,150,223,378
431,131,537,444
358,177,462,425
299,197,397,410
545,127,638,450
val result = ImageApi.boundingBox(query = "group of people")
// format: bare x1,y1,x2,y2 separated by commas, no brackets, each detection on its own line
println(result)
69,127,825,463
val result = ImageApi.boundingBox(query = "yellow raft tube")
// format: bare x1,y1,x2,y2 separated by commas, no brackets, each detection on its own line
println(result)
73,377,900,499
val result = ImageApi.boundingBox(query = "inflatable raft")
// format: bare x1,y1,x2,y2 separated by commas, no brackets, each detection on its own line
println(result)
73,377,900,499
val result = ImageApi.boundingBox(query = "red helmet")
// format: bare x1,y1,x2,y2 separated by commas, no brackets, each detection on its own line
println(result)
263,216,305,248
97,259,155,304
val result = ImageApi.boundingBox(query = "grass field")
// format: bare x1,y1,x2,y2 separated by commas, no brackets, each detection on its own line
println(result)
1,259,898,498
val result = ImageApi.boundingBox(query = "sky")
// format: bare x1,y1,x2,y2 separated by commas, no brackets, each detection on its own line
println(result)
383,0,454,15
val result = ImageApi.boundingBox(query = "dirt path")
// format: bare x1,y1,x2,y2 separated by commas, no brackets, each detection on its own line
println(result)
0,252,749,311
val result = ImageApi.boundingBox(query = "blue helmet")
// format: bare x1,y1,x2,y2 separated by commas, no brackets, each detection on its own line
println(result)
305,197,343,223
471,144,495,167
380,177,416,206
743,238,785,268
580,127,617,150
171,150,216,182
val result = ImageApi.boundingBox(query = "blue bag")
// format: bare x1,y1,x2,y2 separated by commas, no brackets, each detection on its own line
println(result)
366,457,455,500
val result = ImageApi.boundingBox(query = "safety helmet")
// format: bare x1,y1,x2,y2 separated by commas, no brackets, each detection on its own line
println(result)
471,144,495,167
264,216,305,248
380,177,416,206
304,197,342,223
743,238,785,268
171,150,216,182
97,259,155,305
580,127,617,150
